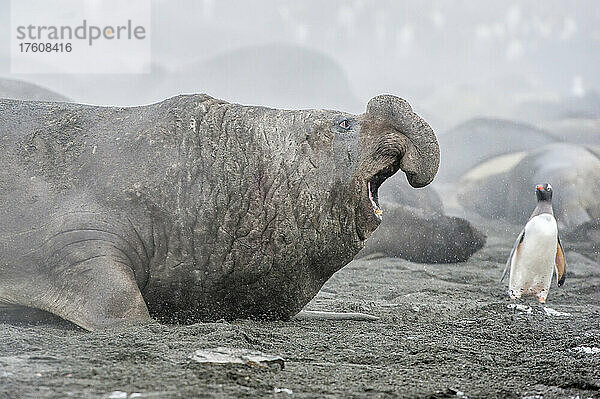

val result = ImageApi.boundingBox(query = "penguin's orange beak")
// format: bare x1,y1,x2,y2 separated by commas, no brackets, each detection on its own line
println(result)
536,185,544,191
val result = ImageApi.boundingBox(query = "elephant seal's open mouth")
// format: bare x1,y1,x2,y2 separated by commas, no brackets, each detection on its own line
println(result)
367,159,401,219
356,156,402,241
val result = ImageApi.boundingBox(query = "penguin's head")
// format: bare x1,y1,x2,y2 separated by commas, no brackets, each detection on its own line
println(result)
535,183,553,202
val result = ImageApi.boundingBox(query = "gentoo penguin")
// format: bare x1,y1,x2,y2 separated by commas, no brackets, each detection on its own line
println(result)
500,183,566,303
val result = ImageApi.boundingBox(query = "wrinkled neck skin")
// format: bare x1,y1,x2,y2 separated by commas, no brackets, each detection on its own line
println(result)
138,96,365,322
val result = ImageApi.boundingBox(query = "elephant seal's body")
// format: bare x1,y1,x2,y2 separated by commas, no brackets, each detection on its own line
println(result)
0,94,439,330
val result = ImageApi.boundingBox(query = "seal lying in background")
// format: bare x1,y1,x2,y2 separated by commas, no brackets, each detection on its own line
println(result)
436,118,555,183
378,173,443,213
457,143,600,230
357,175,485,263
0,77,70,102
357,202,485,263
0,94,440,331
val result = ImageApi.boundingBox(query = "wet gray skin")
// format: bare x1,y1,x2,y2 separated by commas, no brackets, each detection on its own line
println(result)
0,94,439,331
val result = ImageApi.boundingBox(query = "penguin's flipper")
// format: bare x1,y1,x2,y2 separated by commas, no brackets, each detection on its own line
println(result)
501,229,525,282
555,236,566,287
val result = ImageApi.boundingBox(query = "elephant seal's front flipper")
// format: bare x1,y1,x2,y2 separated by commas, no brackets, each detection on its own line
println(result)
38,256,150,331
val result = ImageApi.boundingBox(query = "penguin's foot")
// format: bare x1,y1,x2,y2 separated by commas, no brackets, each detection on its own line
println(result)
509,291,522,300
536,296,547,304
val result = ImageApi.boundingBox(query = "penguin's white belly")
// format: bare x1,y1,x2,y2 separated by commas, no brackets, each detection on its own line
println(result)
509,214,557,300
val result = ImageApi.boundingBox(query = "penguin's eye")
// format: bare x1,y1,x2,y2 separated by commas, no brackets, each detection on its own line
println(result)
547,185,552,191
339,119,350,130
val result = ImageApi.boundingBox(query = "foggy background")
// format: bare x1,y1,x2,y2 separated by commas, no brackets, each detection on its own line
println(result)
0,0,599,157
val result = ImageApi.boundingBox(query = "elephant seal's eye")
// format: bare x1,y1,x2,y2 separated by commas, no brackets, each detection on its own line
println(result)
339,119,350,130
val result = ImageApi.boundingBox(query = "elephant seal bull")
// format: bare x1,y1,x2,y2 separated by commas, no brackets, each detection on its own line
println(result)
0,94,439,330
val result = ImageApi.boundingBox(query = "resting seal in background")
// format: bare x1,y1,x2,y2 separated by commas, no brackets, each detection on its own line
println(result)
457,143,600,230
0,77,70,102
378,173,443,213
357,202,485,263
436,118,555,183
0,94,440,331
357,175,485,263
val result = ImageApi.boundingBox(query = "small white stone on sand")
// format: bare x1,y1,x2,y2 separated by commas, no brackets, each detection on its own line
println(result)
572,346,600,354
190,347,284,369
507,303,532,314
274,388,293,394
543,307,571,317
107,391,128,399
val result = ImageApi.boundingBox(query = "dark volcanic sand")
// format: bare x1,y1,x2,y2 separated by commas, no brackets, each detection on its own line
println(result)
1,217,599,398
